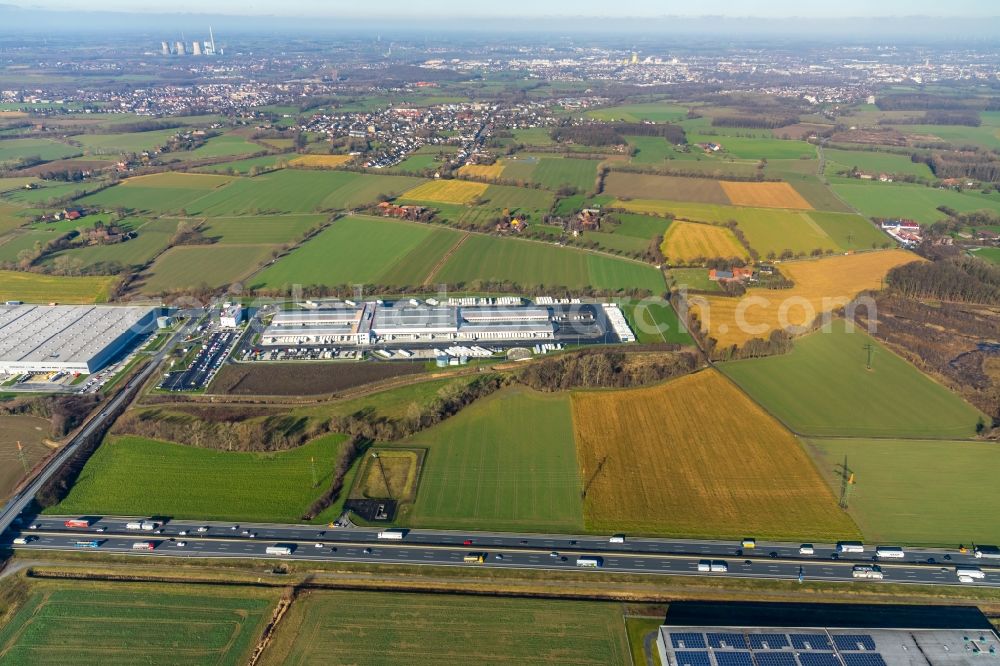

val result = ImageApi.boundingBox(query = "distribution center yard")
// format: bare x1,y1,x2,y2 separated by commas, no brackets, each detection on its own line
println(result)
263,591,629,666
0,580,276,666
721,320,985,439
0,269,114,303
660,221,748,263
691,249,919,347
805,438,1000,546
433,233,666,293
571,370,858,540
48,434,350,523
397,387,584,532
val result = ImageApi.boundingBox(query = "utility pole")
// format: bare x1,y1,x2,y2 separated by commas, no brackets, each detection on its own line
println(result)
863,343,875,370
372,452,392,498
310,456,318,488
16,441,28,474
836,455,854,510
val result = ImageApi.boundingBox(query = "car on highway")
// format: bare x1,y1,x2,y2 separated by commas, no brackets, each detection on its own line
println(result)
95,527,105,533
29,524,38,530
769,552,779,559
197,526,209,533
241,529,251,535
363,548,372,555
463,539,473,545
799,544,814,555
178,530,187,536
231,525,239,531
175,541,186,547
314,543,323,548
549,551,559,558
495,554,504,560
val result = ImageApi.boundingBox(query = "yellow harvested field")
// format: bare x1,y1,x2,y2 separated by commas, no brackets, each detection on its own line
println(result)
661,221,748,263
458,164,505,180
572,370,858,539
402,179,489,205
290,154,355,168
690,249,921,347
0,269,114,304
720,181,813,209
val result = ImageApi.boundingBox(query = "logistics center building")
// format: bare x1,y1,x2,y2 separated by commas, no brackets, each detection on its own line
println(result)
0,304,158,374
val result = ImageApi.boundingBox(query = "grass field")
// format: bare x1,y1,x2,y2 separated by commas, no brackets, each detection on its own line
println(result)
166,134,261,162
140,244,277,294
253,215,462,289
586,101,688,122
0,269,113,303
0,415,51,501
397,387,584,531
627,136,679,164
402,179,489,204
691,250,918,347
289,154,354,168
511,127,557,146
831,181,1000,224
687,134,816,160
720,181,813,209
824,148,934,179
480,184,555,215
604,173,728,204
572,370,858,540
529,157,599,192
264,591,629,666
433,233,666,293
0,580,275,665
74,128,179,154
49,434,350,523
624,299,693,344
0,138,79,166
457,163,505,180
78,173,235,214
969,246,1000,264
806,212,890,251
199,214,326,245
722,320,985,439
193,154,289,175
40,218,177,271
668,267,723,292
806,438,1000,545
661,221,748,263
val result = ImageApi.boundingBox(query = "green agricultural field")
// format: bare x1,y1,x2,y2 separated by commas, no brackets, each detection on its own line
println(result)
199,214,326,245
481,183,555,215
785,175,855,213
193,153,290,175
140,243,277,294
581,229,651,253
0,269,113,303
735,209,839,256
264,591,629,666
831,181,1000,224
722,320,985,439
396,388,584,531
891,123,1000,152
807,211,890,250
0,177,41,193
0,138,79,165
969,246,1000,264
824,148,934,179
188,170,425,215
667,267,723,293
605,172,729,204
74,128,180,154
528,157,599,192
806,437,1000,546
253,215,462,290
611,212,672,239
0,580,276,666
0,230,52,263
78,175,234,214
49,434,350,523
687,134,816,160
624,299,693,344
627,135,679,164
40,218,177,271
511,127,556,146
392,153,438,173
434,233,666,293
4,180,101,205
586,101,688,123
164,133,262,161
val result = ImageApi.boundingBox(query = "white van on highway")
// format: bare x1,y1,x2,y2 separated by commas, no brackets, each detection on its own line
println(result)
799,544,815,555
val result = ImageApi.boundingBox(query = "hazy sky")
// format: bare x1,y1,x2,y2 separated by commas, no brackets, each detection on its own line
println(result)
18,0,1000,17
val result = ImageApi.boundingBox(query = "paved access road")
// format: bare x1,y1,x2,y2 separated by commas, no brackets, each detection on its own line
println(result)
8,516,999,589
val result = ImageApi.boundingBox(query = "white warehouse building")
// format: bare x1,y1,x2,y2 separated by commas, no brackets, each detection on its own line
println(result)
0,304,158,374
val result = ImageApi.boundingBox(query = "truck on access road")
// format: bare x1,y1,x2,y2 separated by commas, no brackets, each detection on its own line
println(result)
64,518,92,529
377,529,407,540
974,545,1000,560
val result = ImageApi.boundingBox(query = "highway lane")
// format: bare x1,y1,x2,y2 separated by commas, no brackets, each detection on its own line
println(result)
0,313,206,543
8,517,999,588
7,531,994,588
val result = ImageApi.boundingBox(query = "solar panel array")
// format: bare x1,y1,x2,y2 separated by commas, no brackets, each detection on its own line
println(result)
665,631,888,666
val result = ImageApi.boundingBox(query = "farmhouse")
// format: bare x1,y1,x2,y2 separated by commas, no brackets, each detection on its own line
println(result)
709,267,754,283
0,304,157,374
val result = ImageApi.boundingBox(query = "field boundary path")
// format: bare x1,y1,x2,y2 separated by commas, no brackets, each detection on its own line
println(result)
423,232,470,286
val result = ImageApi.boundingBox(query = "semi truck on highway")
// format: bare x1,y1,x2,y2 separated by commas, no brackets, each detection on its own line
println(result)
125,521,159,531
838,541,865,554
974,546,1000,560
698,560,728,573
64,518,92,528
875,546,905,559
609,535,625,544
576,556,603,568
852,565,884,580
131,542,155,551
13,537,31,545
956,566,985,580
463,552,486,564
377,529,407,540
265,545,293,556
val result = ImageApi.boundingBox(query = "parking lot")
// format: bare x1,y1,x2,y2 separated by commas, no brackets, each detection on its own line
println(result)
158,329,239,392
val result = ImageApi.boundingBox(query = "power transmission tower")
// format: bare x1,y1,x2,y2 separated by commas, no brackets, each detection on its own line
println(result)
372,452,392,498
16,441,28,474
863,343,875,370
835,455,854,510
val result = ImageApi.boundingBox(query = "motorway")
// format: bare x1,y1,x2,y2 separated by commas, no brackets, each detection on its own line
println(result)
0,313,205,543
7,516,1000,588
